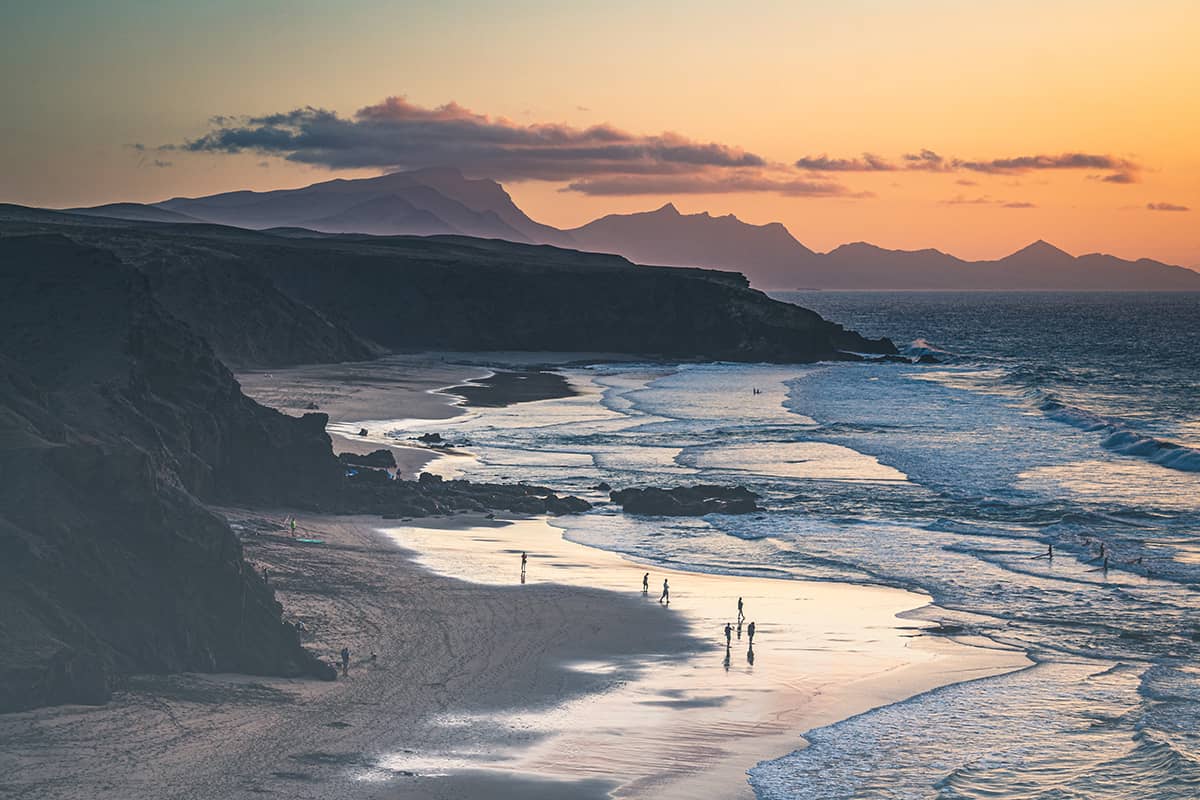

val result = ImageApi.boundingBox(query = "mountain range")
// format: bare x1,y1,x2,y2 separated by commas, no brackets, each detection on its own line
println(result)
67,168,1200,291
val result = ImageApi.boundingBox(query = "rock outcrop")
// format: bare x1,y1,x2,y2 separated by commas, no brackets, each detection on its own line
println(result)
0,235,340,712
609,485,760,516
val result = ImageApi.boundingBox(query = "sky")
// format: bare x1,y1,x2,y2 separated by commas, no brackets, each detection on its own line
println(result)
2,0,1198,265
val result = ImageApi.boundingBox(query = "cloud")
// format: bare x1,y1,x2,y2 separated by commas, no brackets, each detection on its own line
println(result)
956,152,1140,184
896,148,1139,183
1147,202,1190,212
940,195,1036,208
957,152,1132,174
903,149,954,172
178,95,817,186
940,194,994,205
564,173,862,197
794,153,895,172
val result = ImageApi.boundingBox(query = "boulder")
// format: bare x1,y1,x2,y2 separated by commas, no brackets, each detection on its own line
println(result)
338,449,397,468
609,485,760,516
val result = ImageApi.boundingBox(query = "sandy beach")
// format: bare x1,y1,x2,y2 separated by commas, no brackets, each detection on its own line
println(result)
0,355,1029,799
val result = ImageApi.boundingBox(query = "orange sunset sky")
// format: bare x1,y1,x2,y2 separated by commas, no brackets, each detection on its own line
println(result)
2,0,1197,265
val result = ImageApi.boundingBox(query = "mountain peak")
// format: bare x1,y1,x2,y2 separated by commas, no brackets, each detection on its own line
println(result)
1008,239,1073,260
654,202,680,215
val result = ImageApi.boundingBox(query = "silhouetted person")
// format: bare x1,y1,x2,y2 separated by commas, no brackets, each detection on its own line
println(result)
1098,543,1106,560
289,517,297,537
737,596,744,623
747,621,756,645
643,573,649,594
521,551,527,575
340,647,350,676
724,622,732,646
660,578,670,604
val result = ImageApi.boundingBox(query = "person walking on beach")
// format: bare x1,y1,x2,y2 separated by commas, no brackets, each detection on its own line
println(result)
724,622,733,646
660,578,670,605
747,621,756,645
737,597,744,623
289,517,297,537
642,573,649,594
340,646,350,676
521,551,527,581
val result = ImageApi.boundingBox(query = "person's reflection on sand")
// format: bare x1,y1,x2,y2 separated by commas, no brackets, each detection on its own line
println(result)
723,645,731,671
747,643,755,666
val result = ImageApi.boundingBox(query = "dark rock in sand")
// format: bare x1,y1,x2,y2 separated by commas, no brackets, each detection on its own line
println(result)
610,485,760,516
336,472,591,519
357,428,369,436
338,449,397,468
417,432,445,444
593,481,612,492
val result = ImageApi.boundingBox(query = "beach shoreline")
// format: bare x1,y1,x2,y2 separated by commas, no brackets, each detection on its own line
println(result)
0,353,1031,799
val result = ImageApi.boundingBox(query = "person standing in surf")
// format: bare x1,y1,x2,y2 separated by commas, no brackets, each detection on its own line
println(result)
642,573,649,594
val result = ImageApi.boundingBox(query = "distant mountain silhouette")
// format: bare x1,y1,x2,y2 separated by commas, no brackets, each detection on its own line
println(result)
566,203,814,288
563,206,1200,290
151,167,570,244
67,202,202,224
62,170,1200,290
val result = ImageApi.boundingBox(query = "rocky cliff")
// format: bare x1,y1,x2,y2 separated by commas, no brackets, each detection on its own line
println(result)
0,235,339,712
0,208,896,365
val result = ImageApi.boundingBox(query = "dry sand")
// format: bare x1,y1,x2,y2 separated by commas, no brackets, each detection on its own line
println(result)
0,512,695,800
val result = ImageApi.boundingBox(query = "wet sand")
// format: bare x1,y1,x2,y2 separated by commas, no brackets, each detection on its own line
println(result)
383,515,1027,798
238,353,598,478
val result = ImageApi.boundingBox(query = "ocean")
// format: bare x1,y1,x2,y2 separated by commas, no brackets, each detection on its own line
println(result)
410,292,1200,798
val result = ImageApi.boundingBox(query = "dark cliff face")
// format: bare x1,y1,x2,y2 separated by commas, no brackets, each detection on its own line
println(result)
0,210,895,365
0,236,336,712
